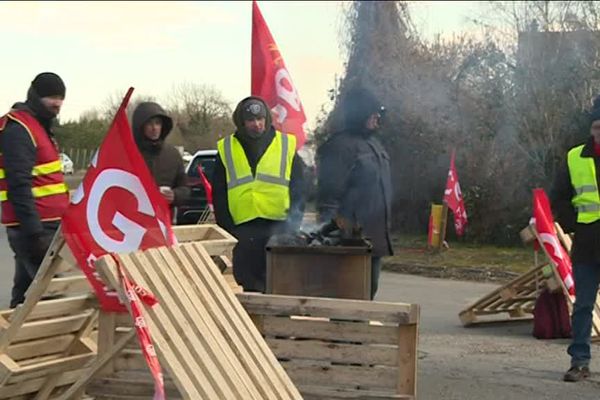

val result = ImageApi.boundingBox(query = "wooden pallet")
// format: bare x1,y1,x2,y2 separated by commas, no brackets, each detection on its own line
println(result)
239,293,419,400
74,242,300,400
459,222,600,341
0,230,97,400
458,261,548,325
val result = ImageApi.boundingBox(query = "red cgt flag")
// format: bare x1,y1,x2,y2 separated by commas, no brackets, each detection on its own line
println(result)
443,150,468,236
532,188,575,295
62,88,170,400
61,87,176,313
252,0,307,149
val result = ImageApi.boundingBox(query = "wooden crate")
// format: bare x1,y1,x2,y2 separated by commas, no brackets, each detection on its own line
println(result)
172,224,237,259
76,242,300,400
239,293,419,400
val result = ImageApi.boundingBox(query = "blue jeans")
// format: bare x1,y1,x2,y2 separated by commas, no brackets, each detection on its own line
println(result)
568,262,600,367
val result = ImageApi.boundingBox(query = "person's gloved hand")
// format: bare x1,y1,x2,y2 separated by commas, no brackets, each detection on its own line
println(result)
29,232,53,266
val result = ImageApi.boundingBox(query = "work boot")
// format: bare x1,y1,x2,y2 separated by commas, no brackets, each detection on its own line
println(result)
563,366,590,382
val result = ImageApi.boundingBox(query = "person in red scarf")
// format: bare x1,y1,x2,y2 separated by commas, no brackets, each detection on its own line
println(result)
552,95,600,382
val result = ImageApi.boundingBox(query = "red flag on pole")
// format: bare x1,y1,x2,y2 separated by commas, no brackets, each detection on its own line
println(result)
62,87,176,312
252,0,307,148
443,150,468,236
62,88,170,399
532,188,575,295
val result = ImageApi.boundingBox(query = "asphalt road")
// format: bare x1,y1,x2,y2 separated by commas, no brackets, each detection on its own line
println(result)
0,228,598,399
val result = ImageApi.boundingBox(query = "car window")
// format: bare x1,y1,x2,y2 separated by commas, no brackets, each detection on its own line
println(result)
188,156,216,181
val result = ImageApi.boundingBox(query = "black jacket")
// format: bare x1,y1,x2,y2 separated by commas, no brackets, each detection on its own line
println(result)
0,101,58,236
316,129,393,257
132,102,189,207
551,136,600,264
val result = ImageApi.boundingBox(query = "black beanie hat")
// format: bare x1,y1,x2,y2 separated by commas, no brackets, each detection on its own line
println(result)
31,72,66,98
342,86,383,128
241,98,267,120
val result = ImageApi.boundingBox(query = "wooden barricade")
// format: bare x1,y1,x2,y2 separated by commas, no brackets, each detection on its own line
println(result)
459,222,600,341
0,230,97,400
458,262,547,325
76,242,300,400
239,293,419,400
0,223,238,399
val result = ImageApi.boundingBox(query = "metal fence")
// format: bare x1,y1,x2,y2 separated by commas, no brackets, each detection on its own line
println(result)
62,148,96,172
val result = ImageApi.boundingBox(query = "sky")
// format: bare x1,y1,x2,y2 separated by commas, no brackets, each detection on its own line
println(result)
0,1,483,131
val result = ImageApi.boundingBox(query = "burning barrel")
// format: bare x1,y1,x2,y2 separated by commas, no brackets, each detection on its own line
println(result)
265,222,373,300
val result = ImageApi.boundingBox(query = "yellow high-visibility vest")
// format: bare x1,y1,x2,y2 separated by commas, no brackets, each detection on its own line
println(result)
568,144,600,223
217,131,296,225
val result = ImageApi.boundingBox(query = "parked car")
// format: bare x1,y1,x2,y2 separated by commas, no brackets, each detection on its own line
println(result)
175,150,218,225
59,153,74,175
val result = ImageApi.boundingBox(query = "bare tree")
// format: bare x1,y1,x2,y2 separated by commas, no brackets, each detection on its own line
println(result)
167,82,234,152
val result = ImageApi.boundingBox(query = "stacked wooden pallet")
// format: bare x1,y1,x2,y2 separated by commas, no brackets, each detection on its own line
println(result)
81,241,300,399
239,293,419,400
0,231,97,400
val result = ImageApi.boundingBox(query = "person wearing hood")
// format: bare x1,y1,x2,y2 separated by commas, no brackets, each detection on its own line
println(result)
212,96,305,293
552,95,600,382
316,86,393,300
0,72,70,308
131,102,189,216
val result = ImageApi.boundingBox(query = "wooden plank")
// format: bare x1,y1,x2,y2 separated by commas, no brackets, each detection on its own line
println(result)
0,369,82,399
1,295,94,323
301,386,414,399
238,293,418,324
96,256,219,400
282,360,397,391
14,313,91,342
6,335,75,362
6,352,94,384
258,315,399,345
44,276,90,297
396,324,417,396
97,311,117,376
182,243,302,400
128,248,257,400
86,370,181,399
265,338,398,366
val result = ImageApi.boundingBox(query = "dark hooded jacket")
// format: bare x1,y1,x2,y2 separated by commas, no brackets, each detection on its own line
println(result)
212,96,306,235
132,102,189,208
316,88,393,257
0,89,61,236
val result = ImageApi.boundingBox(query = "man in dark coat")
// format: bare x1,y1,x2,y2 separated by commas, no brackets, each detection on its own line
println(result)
552,96,600,382
316,86,393,300
0,72,69,307
212,96,305,293
131,102,189,216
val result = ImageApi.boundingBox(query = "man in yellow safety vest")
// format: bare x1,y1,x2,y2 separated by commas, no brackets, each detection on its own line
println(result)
552,96,600,382
212,96,305,292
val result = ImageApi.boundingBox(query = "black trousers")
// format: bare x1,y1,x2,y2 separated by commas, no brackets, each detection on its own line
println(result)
7,222,59,308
